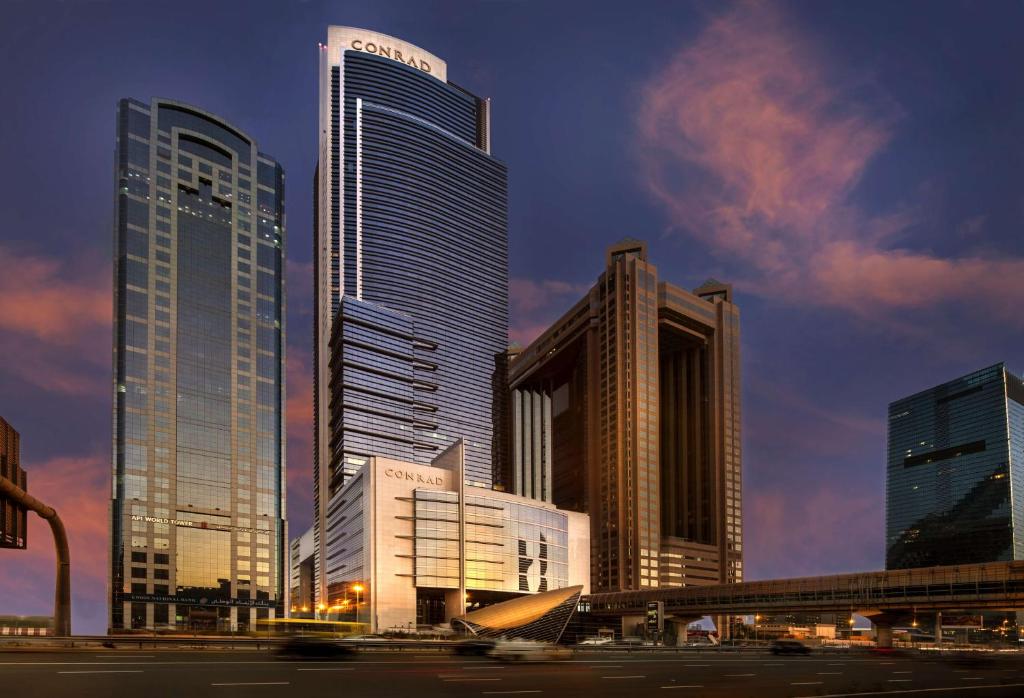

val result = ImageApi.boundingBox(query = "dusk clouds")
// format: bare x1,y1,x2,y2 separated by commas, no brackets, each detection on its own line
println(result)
508,277,590,345
0,246,110,395
636,0,1024,323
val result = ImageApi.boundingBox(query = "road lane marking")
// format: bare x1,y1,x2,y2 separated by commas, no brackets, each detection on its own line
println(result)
211,682,290,686
58,670,144,674
792,682,823,686
296,667,354,671
660,687,703,690
463,666,505,670
482,692,542,695
888,679,912,683
817,672,843,675
602,675,645,679
724,673,756,677
443,678,502,682
763,663,784,666
960,678,984,681
892,671,913,674
94,655,154,658
791,682,1024,697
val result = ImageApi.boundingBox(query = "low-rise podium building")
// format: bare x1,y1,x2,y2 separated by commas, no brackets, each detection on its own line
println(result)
322,441,589,632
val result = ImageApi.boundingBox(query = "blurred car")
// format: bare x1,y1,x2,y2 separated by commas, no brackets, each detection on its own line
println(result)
578,637,615,646
870,647,913,658
771,639,811,655
276,636,355,660
339,633,393,646
452,638,497,656
489,639,572,662
615,636,644,647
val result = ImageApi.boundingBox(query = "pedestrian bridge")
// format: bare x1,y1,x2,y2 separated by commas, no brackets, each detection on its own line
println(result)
583,561,1024,618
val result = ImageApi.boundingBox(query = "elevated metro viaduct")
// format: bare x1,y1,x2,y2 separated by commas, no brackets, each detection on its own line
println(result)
582,561,1024,647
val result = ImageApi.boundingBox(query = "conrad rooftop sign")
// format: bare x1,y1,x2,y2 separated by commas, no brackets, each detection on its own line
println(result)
327,26,447,82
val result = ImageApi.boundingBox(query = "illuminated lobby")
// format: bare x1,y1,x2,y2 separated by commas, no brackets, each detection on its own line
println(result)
316,441,589,633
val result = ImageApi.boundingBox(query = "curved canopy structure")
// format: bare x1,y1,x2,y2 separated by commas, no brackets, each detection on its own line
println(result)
452,585,582,643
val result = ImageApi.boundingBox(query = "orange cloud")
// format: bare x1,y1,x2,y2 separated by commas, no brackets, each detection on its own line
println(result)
509,277,589,346
0,246,109,343
746,487,881,579
286,350,313,434
0,245,110,396
285,345,313,529
637,0,1024,321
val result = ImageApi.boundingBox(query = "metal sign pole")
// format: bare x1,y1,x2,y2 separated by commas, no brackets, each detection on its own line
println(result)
0,475,70,636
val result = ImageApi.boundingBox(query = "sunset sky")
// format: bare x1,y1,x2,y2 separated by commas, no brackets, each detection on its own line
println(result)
2,0,1022,634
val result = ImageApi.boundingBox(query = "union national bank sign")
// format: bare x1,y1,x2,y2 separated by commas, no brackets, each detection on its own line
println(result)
330,27,448,82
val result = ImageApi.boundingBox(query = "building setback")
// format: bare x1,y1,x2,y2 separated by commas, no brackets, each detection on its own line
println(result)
313,27,508,606
501,240,742,593
110,99,287,631
886,363,1024,569
289,527,315,615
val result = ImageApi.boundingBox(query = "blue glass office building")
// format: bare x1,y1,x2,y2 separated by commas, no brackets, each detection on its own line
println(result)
313,29,508,603
110,99,287,630
886,363,1024,569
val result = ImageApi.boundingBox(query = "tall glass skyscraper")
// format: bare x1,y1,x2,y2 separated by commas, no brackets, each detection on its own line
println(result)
886,363,1024,569
110,98,287,631
313,28,508,604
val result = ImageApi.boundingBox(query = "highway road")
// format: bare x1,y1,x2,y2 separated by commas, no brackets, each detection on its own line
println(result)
2,648,1024,697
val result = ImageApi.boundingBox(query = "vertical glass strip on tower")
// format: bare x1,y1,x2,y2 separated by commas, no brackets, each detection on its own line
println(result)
314,28,508,604
110,99,287,631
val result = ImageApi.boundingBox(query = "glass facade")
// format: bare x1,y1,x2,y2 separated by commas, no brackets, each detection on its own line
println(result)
327,297,439,493
886,363,1024,569
411,490,570,592
110,98,286,630
314,28,508,605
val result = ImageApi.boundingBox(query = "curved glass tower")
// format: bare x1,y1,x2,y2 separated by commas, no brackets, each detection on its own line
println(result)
313,28,508,605
110,99,287,631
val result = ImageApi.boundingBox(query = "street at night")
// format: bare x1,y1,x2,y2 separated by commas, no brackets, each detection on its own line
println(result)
3,648,1024,698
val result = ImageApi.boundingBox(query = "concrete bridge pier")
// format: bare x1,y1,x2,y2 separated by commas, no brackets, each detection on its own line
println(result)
621,614,644,639
862,610,910,649
875,623,894,649
667,616,703,646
